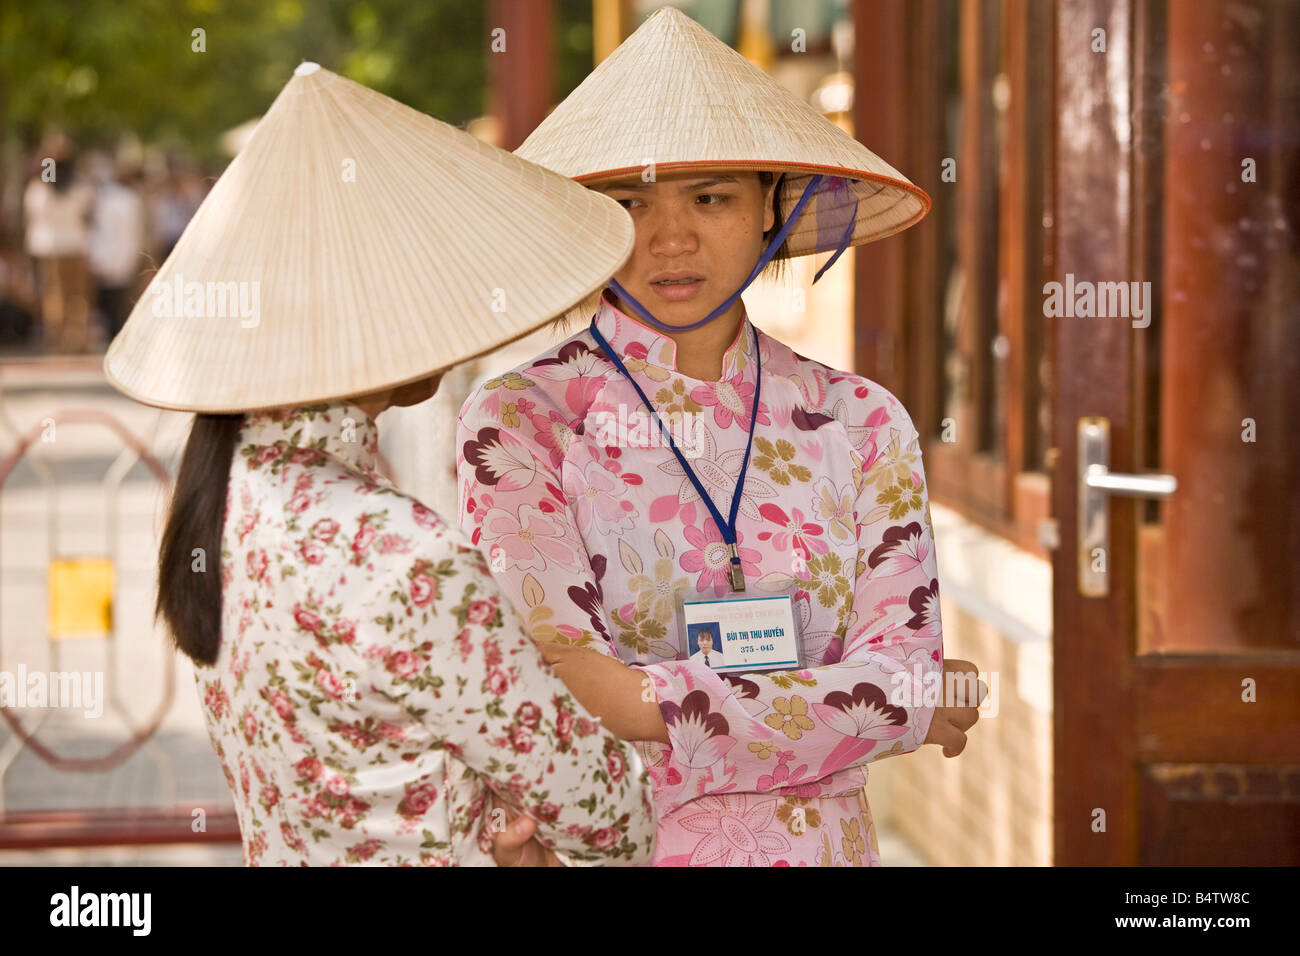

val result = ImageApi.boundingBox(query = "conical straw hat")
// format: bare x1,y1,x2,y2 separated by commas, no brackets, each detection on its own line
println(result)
516,6,929,257
105,63,634,413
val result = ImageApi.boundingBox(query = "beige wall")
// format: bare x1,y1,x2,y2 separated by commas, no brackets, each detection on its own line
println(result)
869,502,1054,866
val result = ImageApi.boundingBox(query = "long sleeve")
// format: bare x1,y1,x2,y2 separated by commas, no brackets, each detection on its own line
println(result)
637,406,943,816
359,506,656,864
456,382,624,660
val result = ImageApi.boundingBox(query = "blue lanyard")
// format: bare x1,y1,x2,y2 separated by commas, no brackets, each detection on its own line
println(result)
589,319,761,592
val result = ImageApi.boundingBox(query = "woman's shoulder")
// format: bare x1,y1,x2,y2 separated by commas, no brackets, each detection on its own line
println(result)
456,323,614,444
230,444,483,574
461,325,613,411
762,333,915,435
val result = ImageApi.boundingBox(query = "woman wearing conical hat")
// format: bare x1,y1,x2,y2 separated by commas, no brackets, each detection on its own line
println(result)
458,8,981,867
105,63,660,866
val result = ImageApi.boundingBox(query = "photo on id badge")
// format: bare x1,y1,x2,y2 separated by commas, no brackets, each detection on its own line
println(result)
681,594,802,674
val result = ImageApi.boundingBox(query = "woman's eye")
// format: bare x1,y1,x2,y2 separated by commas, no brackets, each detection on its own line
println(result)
696,193,729,206
614,197,642,210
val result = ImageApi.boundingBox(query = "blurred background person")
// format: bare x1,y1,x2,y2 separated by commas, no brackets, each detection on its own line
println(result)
87,153,146,345
22,136,95,353
0,248,37,348
152,162,205,264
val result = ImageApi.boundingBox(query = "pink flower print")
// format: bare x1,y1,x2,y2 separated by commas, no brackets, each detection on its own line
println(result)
529,409,581,469
387,649,422,679
375,533,412,555
680,521,761,596
811,681,910,777
316,669,347,700
481,504,580,573
510,723,535,754
866,522,930,577
253,444,280,466
606,746,627,783
871,642,940,704
811,477,856,543
410,500,440,531
587,827,620,851
756,752,821,799
515,701,542,729
409,573,437,608
689,375,768,431
311,517,340,542
658,689,736,768
348,838,381,862
299,538,326,565
292,604,321,633
676,794,792,866
460,426,538,492
905,579,942,642
826,682,908,733
756,503,828,559
246,549,268,583
563,459,637,535
465,599,496,625
264,688,293,721
397,781,438,820
528,339,608,381
351,520,377,561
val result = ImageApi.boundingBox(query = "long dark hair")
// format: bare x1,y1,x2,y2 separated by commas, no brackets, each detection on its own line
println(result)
156,413,243,665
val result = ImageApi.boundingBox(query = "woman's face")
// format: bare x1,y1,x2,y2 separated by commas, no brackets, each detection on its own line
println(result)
593,168,777,328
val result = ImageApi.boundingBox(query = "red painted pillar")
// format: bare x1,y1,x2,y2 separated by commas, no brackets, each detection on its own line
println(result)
488,0,555,150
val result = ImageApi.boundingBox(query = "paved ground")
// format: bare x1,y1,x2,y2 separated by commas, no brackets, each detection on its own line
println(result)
0,356,930,866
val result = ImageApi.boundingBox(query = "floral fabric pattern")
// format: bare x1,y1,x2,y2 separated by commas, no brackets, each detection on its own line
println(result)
200,400,656,866
457,297,944,866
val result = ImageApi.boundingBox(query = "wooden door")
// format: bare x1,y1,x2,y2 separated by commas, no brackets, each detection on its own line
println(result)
1052,0,1300,865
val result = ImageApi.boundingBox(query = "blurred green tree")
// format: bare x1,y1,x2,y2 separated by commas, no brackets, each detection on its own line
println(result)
1,0,492,162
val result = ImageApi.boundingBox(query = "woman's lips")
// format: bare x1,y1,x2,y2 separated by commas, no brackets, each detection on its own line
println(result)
648,276,705,302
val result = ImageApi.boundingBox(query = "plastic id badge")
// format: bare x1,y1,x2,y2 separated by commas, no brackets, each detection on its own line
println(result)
680,594,801,674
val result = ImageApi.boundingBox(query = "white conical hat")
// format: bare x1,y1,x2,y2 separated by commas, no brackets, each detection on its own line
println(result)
516,6,929,257
105,62,633,413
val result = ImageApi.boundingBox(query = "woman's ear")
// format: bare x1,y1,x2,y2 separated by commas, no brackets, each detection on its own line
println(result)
761,174,778,234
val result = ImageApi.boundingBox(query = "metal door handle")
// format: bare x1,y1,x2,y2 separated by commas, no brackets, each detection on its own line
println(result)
1078,417,1177,597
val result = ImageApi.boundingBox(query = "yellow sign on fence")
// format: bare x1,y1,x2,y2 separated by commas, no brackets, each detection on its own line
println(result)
48,557,114,639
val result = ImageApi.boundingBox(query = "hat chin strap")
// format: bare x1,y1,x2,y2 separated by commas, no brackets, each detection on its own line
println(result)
607,173,859,335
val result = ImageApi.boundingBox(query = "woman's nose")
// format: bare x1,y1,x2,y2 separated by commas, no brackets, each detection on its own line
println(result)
645,205,698,257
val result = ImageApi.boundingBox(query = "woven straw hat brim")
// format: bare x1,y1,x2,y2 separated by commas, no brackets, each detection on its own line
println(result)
104,65,633,414
516,6,930,257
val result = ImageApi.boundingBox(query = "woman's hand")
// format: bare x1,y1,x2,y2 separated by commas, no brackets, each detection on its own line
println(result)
538,643,670,745
488,795,565,867
923,658,985,757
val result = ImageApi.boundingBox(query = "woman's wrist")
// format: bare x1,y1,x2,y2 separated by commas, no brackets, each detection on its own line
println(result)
625,664,670,745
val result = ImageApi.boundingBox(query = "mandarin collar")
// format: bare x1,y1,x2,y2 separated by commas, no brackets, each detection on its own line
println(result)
243,400,384,483
590,294,757,383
